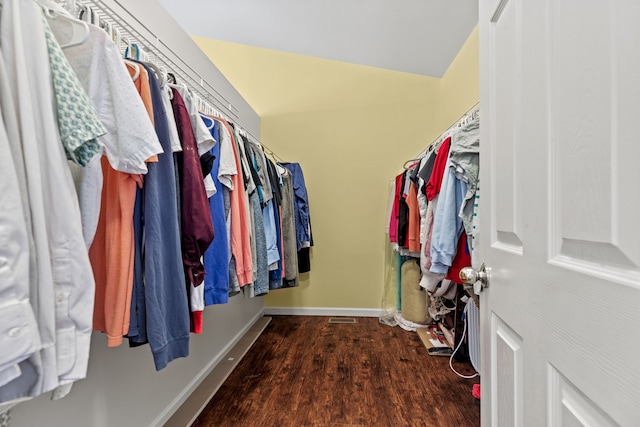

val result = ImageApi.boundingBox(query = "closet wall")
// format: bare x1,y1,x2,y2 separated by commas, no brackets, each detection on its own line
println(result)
195,27,479,312
195,37,443,310
11,1,263,426
441,27,480,128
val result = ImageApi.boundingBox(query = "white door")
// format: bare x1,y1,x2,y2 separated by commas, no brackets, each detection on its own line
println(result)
479,0,640,426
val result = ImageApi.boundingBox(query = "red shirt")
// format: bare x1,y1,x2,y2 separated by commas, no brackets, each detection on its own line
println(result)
425,136,451,201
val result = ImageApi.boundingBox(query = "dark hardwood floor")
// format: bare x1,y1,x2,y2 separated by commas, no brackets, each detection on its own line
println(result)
192,316,480,427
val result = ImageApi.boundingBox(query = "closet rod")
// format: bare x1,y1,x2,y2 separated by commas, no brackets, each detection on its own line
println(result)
65,0,263,144
412,102,480,161
97,1,238,119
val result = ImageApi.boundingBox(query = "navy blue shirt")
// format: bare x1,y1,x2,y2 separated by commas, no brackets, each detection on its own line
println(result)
130,63,190,370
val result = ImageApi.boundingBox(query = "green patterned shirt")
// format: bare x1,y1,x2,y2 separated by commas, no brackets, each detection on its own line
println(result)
42,14,106,167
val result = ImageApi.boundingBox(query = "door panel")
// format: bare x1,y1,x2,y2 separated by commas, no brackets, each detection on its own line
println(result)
548,1,640,284
480,0,640,425
548,367,618,427
490,0,524,253
492,314,523,427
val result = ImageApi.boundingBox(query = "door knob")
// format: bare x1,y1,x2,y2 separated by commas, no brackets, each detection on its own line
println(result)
459,263,490,295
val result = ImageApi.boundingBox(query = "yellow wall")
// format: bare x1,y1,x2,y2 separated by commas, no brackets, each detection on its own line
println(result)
193,26,478,309
441,26,479,129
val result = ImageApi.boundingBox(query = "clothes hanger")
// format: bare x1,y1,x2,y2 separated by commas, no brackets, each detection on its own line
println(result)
403,159,421,170
38,0,90,49
155,66,168,87
78,5,99,25
113,26,121,50
193,92,202,111
77,4,90,23
200,110,215,130
101,20,118,45
143,61,165,85
124,43,140,60
124,60,140,81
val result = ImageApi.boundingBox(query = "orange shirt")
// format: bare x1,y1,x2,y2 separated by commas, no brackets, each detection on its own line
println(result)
214,117,253,286
90,62,155,347
128,62,158,162
407,180,421,253
90,157,139,346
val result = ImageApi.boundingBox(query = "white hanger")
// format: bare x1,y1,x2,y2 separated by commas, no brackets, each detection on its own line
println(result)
124,60,140,81
144,61,164,84
113,26,121,50
38,0,90,49
157,66,168,87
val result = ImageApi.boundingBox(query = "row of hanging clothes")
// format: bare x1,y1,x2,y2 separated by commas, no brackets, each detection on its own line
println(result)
382,105,480,335
0,0,313,412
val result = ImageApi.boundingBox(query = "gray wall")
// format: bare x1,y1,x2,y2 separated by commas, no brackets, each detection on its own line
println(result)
12,296,264,427
11,0,264,425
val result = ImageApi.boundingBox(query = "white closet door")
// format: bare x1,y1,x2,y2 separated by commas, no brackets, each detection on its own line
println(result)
479,0,640,425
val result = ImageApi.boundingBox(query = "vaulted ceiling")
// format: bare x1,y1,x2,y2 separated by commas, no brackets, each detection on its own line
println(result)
158,0,478,77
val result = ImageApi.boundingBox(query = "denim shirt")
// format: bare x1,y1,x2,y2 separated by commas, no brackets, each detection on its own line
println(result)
281,162,311,250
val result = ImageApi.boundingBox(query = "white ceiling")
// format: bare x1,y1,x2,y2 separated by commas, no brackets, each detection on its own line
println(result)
158,0,478,78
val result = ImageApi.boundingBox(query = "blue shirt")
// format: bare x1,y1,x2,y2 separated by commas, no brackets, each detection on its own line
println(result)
202,119,231,305
132,62,190,370
281,162,311,250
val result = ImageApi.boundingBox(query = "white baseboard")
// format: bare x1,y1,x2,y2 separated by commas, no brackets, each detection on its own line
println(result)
152,309,265,427
263,307,380,317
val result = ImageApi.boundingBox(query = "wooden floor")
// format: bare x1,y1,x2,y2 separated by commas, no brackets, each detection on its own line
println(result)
192,316,480,427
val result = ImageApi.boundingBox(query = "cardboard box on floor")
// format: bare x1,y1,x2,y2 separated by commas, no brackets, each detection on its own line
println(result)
417,325,453,357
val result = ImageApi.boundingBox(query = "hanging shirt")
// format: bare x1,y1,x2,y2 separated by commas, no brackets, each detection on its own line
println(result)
279,167,299,287
216,120,238,190
430,161,468,275
130,63,190,369
215,118,253,287
160,82,183,153
397,170,410,248
425,136,452,201
247,138,273,205
406,179,421,253
0,1,96,404
280,163,312,249
0,1,57,403
268,199,284,289
126,61,158,348
170,85,216,197
171,85,215,155
389,173,403,244
50,22,163,249
202,118,231,306
172,88,214,333
60,28,163,346
42,18,104,167
266,158,285,276
90,54,162,348
89,158,140,347
449,119,480,240
249,192,269,296
0,80,39,391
